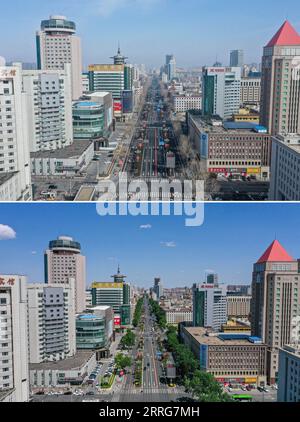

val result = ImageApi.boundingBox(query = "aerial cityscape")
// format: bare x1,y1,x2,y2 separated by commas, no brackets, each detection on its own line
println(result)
1,0,300,409
1,202,300,403
0,1,300,201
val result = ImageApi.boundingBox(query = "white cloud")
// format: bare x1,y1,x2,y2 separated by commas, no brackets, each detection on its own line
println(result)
0,224,16,240
140,224,152,230
161,241,176,248
31,251,37,255
97,0,163,16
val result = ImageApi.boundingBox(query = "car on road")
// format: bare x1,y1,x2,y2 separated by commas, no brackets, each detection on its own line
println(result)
257,386,264,392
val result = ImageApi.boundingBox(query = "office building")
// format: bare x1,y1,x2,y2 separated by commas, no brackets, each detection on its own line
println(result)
251,240,300,384
153,278,164,300
82,73,90,94
36,15,83,100
230,50,244,68
73,101,105,142
22,65,73,152
260,21,300,135
166,55,176,81
27,281,76,364
76,314,107,350
187,113,271,179
202,67,241,120
83,92,113,140
111,45,128,65
30,351,96,388
192,283,227,332
206,272,218,285
44,236,86,313
227,296,251,318
180,326,267,386
0,275,29,402
241,77,261,106
0,64,31,201
269,133,300,200
278,344,300,402
88,64,125,118
173,94,201,113
164,308,193,325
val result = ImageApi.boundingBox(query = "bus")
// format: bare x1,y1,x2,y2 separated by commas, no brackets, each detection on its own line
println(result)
232,394,253,402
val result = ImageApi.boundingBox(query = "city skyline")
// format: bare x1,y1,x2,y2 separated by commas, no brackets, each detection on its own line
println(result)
1,0,300,67
1,203,300,288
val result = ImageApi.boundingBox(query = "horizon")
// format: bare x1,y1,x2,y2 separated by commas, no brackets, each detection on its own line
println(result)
1,0,300,68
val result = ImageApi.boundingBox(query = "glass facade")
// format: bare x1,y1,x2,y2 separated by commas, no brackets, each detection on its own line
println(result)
76,315,106,350
73,102,105,141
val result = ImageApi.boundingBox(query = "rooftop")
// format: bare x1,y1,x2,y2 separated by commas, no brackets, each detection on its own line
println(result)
266,20,300,47
30,140,93,159
257,240,294,263
184,327,264,346
29,352,95,371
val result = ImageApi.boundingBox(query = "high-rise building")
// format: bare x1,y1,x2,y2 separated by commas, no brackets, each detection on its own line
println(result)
278,344,300,402
36,15,83,100
230,50,244,67
91,268,131,326
202,67,241,120
27,281,76,364
260,21,300,135
153,277,164,299
206,272,218,286
88,64,125,118
192,282,227,331
251,240,300,384
241,76,261,106
0,64,32,201
166,55,176,81
111,45,128,65
44,236,86,313
0,275,29,402
22,65,73,152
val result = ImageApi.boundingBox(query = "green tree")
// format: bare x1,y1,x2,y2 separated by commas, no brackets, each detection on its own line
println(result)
185,370,233,402
115,353,132,370
121,329,136,349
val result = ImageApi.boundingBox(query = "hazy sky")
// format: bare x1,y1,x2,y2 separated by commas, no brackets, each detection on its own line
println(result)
1,0,300,68
1,203,300,288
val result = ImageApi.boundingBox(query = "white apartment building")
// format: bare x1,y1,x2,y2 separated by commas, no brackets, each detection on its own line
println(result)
0,65,31,201
278,344,300,402
173,95,201,113
269,134,300,200
241,77,261,106
44,236,86,314
0,275,29,402
36,15,82,100
22,64,73,152
27,281,76,364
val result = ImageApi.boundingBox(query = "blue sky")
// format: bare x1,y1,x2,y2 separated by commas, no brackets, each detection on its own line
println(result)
1,0,300,67
1,203,300,288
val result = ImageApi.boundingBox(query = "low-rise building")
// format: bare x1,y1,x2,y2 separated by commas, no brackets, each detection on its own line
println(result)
29,351,96,388
31,140,94,176
188,112,271,179
269,134,300,201
278,344,300,402
180,326,267,386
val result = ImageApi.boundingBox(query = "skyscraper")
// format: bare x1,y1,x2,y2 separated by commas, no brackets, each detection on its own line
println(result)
0,64,32,201
166,55,176,81
192,282,227,331
27,281,76,364
260,21,300,135
153,277,164,299
251,240,300,384
0,275,29,402
36,15,83,100
44,236,86,313
202,66,241,120
230,50,244,67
